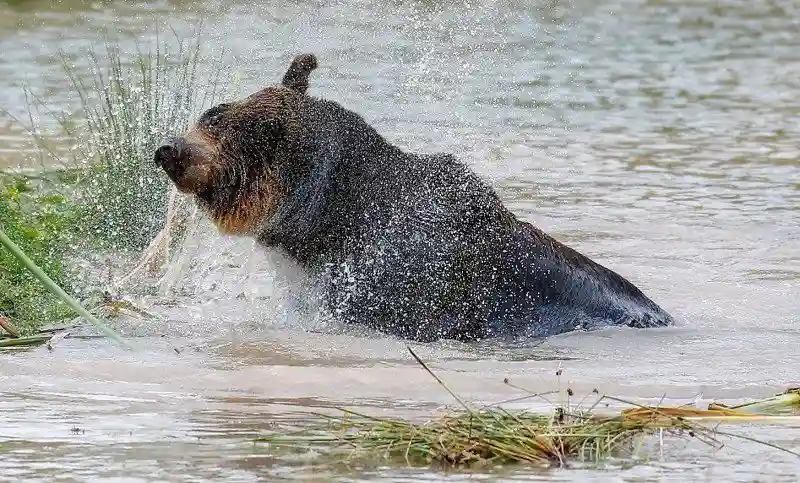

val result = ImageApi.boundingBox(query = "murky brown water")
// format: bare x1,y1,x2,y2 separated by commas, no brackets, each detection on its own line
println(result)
1,0,799,481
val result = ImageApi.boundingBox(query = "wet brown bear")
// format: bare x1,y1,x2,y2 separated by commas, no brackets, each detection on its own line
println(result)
155,54,674,342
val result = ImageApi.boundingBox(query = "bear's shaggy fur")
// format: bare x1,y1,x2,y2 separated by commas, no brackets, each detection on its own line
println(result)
155,54,674,342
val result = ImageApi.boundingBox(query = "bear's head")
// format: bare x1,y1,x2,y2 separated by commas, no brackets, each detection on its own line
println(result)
154,54,318,236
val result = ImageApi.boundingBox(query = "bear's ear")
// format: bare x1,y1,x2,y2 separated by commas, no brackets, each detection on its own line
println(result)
281,53,318,94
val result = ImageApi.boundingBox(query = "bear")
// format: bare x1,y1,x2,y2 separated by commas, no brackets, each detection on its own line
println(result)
154,53,674,342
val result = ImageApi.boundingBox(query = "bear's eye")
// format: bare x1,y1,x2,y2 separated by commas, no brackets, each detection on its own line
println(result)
201,103,232,127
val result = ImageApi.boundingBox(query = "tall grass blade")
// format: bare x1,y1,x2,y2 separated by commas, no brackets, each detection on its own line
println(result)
406,345,473,413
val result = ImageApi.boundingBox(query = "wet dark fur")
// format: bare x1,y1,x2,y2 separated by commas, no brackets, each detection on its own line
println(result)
155,54,674,342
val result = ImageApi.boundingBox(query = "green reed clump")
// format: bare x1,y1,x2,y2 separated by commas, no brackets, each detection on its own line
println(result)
63,36,223,252
259,406,698,468
1,34,224,332
256,346,700,468
257,348,798,470
0,175,75,333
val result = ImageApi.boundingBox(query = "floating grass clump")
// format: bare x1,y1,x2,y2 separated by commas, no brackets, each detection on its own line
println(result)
258,348,800,469
264,405,697,467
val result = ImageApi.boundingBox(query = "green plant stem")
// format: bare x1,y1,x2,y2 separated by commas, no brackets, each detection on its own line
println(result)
0,227,130,348
0,334,51,348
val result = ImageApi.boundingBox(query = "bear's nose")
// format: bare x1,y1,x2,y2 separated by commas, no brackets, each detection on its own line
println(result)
154,137,184,173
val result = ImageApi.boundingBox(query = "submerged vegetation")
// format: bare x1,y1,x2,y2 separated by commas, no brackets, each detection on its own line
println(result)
0,33,223,332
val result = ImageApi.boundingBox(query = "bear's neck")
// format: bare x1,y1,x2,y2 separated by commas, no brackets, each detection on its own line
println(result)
255,98,403,267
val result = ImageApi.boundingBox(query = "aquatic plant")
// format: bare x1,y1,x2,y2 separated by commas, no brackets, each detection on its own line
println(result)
0,33,223,333
257,347,800,469
261,407,682,467
62,35,224,252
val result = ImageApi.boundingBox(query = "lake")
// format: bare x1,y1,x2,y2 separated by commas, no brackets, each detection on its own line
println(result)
1,0,798,481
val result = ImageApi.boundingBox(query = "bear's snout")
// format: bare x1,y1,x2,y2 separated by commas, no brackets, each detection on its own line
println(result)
155,136,185,180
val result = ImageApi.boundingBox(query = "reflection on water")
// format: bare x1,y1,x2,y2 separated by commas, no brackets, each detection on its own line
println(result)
0,0,798,481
